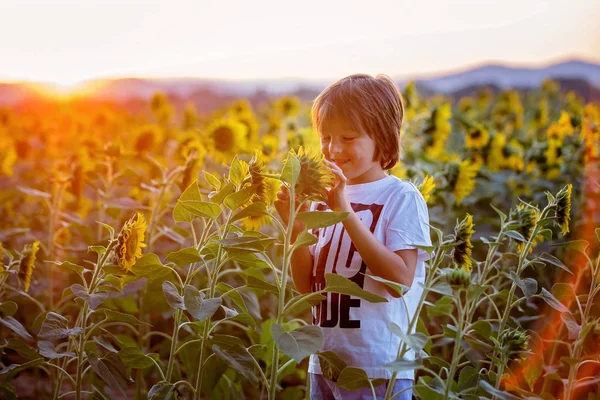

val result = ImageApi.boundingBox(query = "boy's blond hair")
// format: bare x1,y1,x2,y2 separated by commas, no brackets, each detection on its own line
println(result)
311,73,404,170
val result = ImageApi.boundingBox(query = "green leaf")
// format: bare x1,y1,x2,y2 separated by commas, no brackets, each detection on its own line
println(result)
336,367,386,391
538,252,572,275
165,247,202,266
223,186,255,210
231,202,269,222
228,156,246,187
469,320,492,340
421,281,453,297
131,253,170,279
458,366,479,392
89,245,107,255
388,322,428,353
218,236,277,252
0,317,33,341
0,358,45,380
37,340,75,359
365,274,410,297
119,346,155,369
211,344,259,386
539,288,570,313
271,323,323,363
210,182,235,205
426,296,454,318
292,231,318,248
490,203,507,224
180,200,222,220
479,380,520,400
46,260,85,276
148,382,184,400
215,283,248,314
204,171,221,191
227,251,271,269
296,211,349,230
283,292,327,317
162,281,184,310
70,284,109,310
5,338,39,360
0,301,18,318
538,228,553,241
88,352,129,397
552,240,589,253
560,312,581,340
507,271,537,300
245,275,279,295
552,282,576,304
281,153,301,187
38,312,82,340
316,351,347,382
102,309,152,327
323,273,387,303
523,355,543,391
183,285,222,322
505,230,526,242
174,181,203,223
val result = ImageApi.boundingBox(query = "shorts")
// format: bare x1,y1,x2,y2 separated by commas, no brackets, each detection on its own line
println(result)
309,373,413,400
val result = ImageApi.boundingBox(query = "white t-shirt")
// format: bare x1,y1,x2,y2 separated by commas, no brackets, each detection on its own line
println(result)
307,175,432,380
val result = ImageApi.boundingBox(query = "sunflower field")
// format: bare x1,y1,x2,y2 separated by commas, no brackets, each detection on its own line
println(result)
0,81,599,400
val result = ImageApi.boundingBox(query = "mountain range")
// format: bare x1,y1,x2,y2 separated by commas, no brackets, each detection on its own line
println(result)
1,59,599,108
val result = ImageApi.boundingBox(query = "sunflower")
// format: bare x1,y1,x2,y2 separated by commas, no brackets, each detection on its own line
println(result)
229,99,253,117
18,241,40,292
182,102,198,130
389,162,407,179
234,111,260,151
465,125,490,149
510,204,539,252
556,111,574,137
275,95,300,117
134,124,162,154
261,134,280,162
487,132,506,172
453,214,474,271
556,184,572,236
446,160,479,205
115,212,147,273
288,146,334,202
418,175,435,203
204,118,248,164
179,154,203,192
423,104,452,158
0,143,17,177
248,151,268,204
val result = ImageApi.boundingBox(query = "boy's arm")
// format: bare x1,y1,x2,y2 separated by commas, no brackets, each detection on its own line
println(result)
289,229,314,294
342,211,418,298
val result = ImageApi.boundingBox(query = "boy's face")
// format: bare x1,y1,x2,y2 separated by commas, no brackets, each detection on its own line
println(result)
319,117,386,185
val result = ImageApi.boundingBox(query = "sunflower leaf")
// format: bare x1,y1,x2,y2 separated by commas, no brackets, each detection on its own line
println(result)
210,182,235,205
0,317,34,341
180,200,222,220
165,247,202,267
173,181,203,223
223,186,255,210
183,285,222,321
323,273,387,303
281,153,301,187
204,171,221,191
296,211,349,230
271,323,323,363
231,202,269,222
336,367,386,390
317,351,347,382
162,281,185,310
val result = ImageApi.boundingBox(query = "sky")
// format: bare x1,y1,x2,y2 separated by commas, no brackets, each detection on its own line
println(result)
1,0,599,86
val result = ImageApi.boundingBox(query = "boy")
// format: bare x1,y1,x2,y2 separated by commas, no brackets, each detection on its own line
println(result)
275,74,432,400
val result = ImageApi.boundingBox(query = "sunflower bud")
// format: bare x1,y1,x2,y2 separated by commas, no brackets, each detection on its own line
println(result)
509,204,539,252
439,268,471,289
453,214,474,272
418,175,436,203
499,328,529,362
18,241,40,292
555,184,572,236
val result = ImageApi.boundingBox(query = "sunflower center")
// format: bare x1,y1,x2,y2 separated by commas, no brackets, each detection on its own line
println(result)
214,127,234,152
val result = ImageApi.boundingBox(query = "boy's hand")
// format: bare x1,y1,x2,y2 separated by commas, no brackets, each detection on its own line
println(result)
274,184,309,234
324,160,352,212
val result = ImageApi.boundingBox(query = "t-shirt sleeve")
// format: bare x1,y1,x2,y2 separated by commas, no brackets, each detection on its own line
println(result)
384,190,433,261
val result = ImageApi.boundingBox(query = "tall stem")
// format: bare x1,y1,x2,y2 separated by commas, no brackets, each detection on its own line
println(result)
443,291,465,400
268,184,296,400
